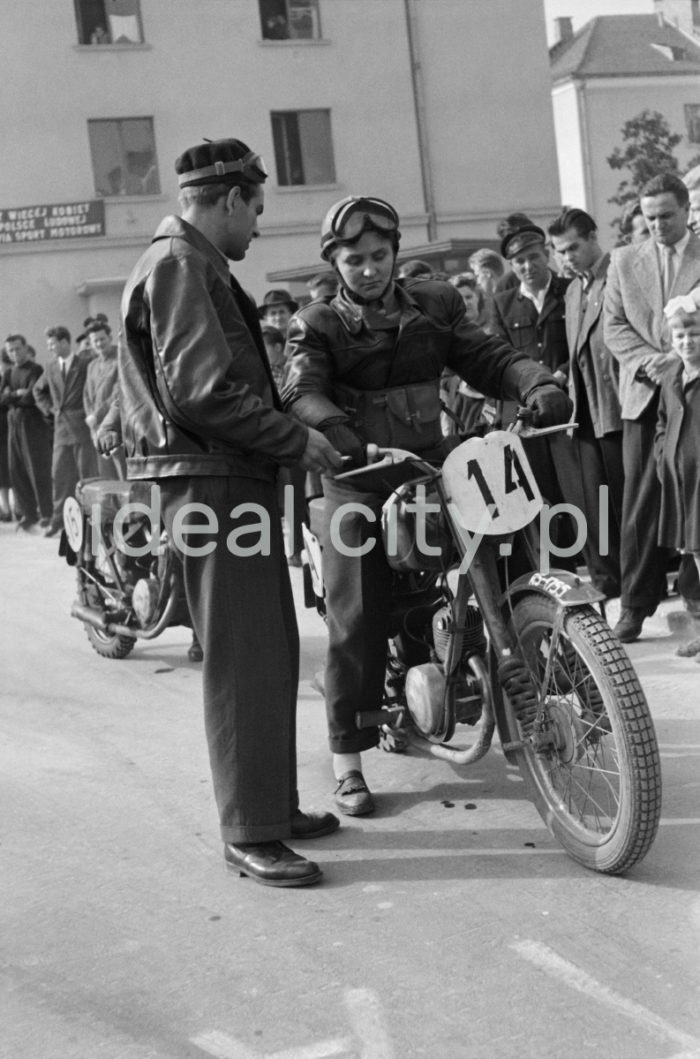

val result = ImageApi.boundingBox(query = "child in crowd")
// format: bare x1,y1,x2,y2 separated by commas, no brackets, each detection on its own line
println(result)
656,290,700,658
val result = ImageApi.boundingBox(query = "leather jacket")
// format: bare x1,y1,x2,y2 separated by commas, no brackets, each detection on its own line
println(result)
120,215,308,481
281,279,557,445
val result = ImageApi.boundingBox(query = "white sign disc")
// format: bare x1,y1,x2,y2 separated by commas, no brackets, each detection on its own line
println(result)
442,431,542,535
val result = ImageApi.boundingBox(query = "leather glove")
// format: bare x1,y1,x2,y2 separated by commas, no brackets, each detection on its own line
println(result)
319,419,366,468
523,384,573,428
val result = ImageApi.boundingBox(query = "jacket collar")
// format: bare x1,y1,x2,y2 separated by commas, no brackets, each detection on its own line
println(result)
152,215,232,286
329,280,420,334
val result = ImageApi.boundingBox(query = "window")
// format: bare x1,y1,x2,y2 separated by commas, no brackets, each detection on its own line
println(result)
75,0,143,45
271,110,335,186
88,118,160,196
686,104,700,143
259,0,321,40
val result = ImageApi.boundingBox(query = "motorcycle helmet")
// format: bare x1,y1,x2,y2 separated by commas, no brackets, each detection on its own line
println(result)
320,196,401,262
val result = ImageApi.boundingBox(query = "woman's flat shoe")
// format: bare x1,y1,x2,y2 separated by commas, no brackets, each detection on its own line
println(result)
334,770,374,816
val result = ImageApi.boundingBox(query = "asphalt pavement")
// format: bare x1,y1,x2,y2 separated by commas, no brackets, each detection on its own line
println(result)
1,521,699,1059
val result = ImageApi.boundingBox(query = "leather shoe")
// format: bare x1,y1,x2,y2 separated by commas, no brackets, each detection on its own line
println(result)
290,809,340,839
613,607,649,643
44,521,62,538
334,770,374,816
224,840,322,887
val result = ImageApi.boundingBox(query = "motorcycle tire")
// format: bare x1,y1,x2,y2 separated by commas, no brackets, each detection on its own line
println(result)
85,623,136,660
507,595,661,875
77,571,136,660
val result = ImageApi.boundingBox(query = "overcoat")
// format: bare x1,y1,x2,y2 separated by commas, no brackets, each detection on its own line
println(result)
564,253,622,437
655,362,700,551
604,232,700,420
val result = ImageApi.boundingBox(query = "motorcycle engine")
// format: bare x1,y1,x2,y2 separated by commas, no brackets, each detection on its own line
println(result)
404,604,487,737
132,577,160,628
404,662,447,737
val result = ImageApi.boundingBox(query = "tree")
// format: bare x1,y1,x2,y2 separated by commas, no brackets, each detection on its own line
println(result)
606,109,700,238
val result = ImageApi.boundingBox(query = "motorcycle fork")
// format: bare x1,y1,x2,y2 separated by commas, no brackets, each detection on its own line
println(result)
439,485,530,753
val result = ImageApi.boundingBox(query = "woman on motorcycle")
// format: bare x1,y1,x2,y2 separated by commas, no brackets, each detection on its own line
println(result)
282,196,571,816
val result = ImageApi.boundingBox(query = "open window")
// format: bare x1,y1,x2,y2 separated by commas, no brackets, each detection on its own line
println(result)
271,110,335,186
259,0,321,41
88,118,160,196
75,0,144,45
686,104,700,144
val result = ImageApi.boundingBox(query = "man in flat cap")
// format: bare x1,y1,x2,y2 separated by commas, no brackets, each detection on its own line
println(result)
118,137,342,888
489,223,580,565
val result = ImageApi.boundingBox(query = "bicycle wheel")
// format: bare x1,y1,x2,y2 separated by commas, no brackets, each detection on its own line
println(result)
507,594,661,874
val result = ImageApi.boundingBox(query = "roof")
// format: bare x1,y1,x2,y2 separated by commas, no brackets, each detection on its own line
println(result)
550,14,700,81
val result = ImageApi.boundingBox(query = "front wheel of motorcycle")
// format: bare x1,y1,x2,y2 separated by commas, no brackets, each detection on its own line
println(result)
507,595,661,875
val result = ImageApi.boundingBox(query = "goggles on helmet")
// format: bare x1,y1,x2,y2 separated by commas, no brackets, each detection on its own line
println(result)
321,196,400,259
178,150,268,187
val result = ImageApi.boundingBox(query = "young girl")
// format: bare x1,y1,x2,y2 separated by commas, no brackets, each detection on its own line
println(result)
656,291,700,657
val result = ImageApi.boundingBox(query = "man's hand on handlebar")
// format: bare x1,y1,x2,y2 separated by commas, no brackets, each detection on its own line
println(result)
523,384,573,428
298,426,344,474
318,419,366,469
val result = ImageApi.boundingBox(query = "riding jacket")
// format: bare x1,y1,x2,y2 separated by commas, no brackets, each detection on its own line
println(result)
120,215,308,481
281,278,558,452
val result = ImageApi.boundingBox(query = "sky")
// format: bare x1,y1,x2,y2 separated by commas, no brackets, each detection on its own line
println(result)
543,0,655,43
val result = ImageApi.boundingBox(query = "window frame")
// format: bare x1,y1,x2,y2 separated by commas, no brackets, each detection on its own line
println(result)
259,0,322,42
87,116,161,198
685,104,700,145
74,0,145,46
271,108,336,187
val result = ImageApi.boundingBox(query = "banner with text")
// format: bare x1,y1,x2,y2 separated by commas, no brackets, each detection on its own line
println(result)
0,200,106,245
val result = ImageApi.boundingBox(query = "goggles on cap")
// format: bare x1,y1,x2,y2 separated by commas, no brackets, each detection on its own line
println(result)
178,150,268,187
328,197,399,241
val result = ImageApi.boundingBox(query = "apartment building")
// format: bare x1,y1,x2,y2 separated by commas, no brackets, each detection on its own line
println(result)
2,0,560,351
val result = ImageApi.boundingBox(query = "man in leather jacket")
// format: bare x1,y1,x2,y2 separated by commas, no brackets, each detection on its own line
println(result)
281,196,572,817
118,138,342,888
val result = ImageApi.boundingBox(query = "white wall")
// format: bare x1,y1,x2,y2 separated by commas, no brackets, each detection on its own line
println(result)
551,82,587,210
1,0,561,344
581,75,700,240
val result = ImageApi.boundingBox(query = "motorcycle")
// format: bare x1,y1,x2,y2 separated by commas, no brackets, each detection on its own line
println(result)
301,416,662,875
61,477,192,659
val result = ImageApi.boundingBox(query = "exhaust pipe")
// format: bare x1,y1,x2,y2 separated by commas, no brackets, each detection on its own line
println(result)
70,601,136,640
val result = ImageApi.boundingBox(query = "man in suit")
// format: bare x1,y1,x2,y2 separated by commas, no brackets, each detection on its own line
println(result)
549,207,623,600
33,326,96,536
604,171,700,641
490,223,579,567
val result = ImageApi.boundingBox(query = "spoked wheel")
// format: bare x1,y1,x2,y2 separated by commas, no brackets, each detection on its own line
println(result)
507,595,661,874
77,570,136,660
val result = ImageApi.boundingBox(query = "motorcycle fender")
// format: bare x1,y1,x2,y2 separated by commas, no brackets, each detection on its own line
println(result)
500,569,604,610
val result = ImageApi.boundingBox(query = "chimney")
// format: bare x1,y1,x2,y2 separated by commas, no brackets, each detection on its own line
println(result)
553,16,574,44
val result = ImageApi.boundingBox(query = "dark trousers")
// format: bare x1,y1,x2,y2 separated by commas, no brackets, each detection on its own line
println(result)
159,476,300,844
566,401,624,597
321,477,392,754
621,396,668,611
524,432,582,572
51,439,97,522
8,409,53,521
